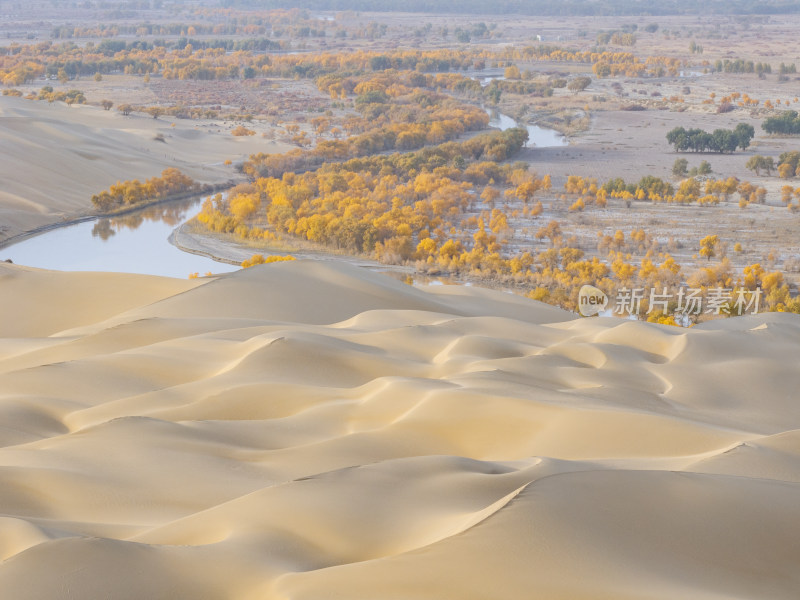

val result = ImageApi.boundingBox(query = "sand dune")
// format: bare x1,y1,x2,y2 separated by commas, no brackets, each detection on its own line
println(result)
0,260,799,599
0,97,289,242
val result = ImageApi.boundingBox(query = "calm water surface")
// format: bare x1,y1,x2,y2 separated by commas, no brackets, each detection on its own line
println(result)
487,109,568,148
1,197,238,278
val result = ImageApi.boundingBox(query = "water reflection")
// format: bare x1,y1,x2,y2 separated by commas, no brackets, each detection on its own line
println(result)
383,270,475,288
90,197,200,241
109,214,145,232
1,195,239,278
486,108,568,148
91,219,115,240
476,72,506,87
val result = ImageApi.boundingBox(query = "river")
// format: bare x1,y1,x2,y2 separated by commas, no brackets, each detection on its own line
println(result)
487,109,567,148
0,198,239,278
0,110,565,277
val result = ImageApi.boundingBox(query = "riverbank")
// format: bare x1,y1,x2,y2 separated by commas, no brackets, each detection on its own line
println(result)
172,219,415,275
0,95,290,244
172,220,548,296
0,184,234,252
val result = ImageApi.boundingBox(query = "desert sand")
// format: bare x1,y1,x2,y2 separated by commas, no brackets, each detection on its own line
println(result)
0,258,798,598
0,96,288,244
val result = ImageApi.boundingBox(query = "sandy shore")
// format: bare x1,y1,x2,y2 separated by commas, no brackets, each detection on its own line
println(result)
1,259,799,598
0,96,288,244
172,220,415,275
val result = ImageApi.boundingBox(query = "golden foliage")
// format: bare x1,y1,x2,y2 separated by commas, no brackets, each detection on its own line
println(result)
91,168,197,212
241,254,296,268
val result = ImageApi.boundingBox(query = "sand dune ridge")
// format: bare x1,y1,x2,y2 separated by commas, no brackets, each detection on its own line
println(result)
0,260,798,598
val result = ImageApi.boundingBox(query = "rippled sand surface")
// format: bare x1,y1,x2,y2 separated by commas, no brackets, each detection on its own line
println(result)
1,260,798,599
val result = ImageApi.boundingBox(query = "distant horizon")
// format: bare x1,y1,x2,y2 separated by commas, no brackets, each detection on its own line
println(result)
219,0,800,16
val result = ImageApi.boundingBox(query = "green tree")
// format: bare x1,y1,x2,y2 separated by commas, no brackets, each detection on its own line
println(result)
672,157,688,177
763,110,800,135
567,77,591,94
667,124,754,153
746,155,775,176
486,85,501,104
734,123,755,150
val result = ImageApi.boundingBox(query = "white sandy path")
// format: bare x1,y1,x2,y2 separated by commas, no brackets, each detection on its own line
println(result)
0,260,798,599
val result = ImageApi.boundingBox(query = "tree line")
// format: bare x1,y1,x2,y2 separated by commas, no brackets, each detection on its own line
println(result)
713,58,772,75
0,38,685,86
91,168,199,212
221,0,800,16
763,110,800,135
243,69,501,179
666,124,754,153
